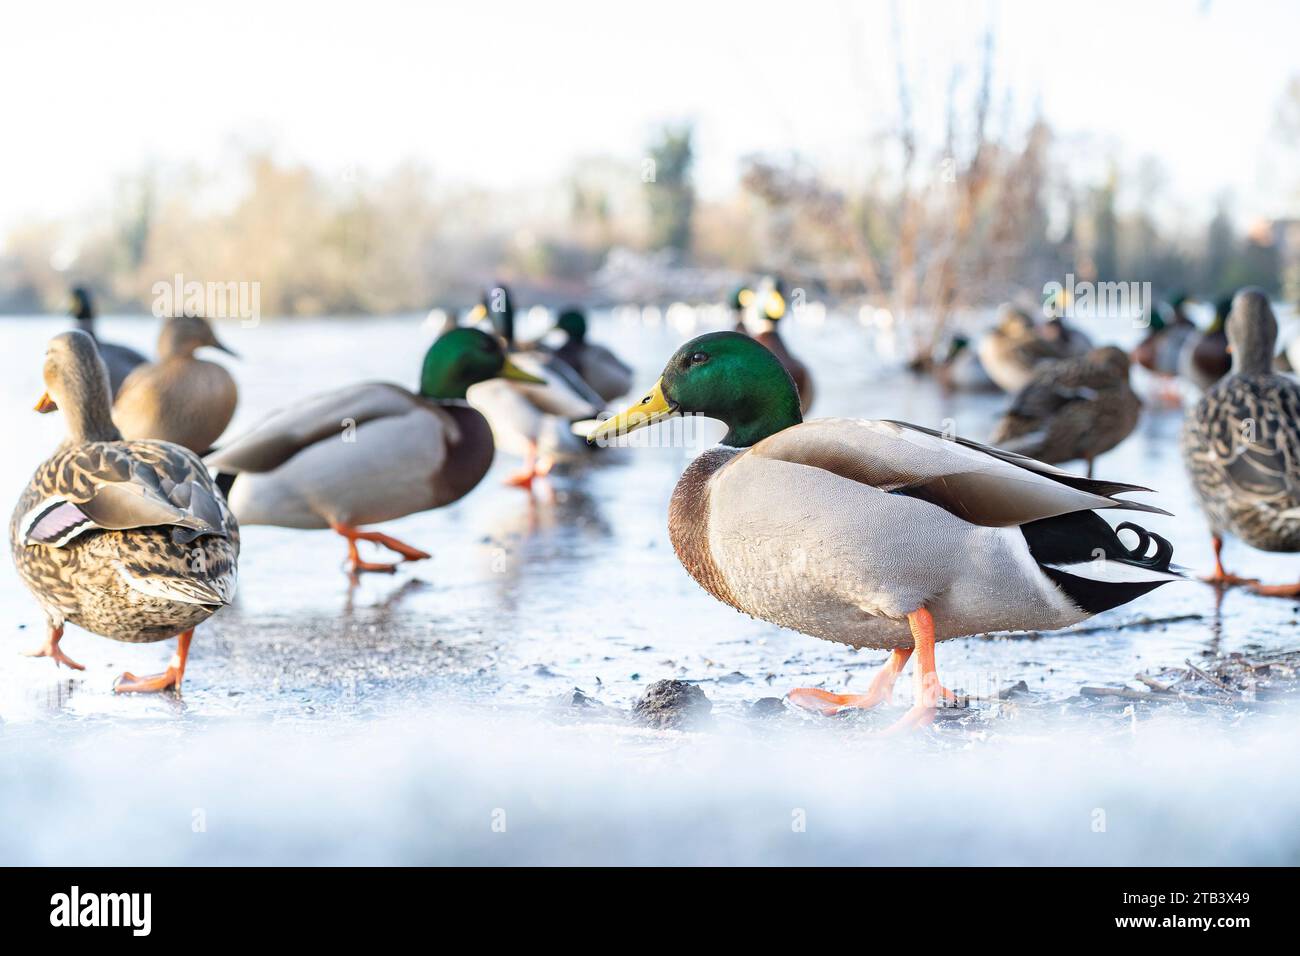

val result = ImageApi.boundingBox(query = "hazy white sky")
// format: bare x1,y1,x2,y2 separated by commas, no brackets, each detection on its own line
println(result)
1,0,1296,233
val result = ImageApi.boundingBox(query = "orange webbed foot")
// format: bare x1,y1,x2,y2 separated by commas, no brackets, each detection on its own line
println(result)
113,667,183,695
1248,581,1300,598
24,639,85,672
787,687,888,716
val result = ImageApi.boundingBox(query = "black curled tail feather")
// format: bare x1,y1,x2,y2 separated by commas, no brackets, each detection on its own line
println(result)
1020,511,1178,615
1114,522,1173,570
214,471,237,500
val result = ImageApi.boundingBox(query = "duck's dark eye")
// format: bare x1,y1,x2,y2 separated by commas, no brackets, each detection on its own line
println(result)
689,351,709,365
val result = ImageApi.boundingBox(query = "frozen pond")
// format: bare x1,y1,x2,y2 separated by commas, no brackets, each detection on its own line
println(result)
2,308,1299,865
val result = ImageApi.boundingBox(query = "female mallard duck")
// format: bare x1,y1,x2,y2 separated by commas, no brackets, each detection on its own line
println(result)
10,330,238,692
977,305,1076,393
113,315,239,454
989,346,1141,477
1179,293,1233,392
466,286,603,487
69,286,147,397
206,328,543,575
589,332,1179,731
747,278,814,415
549,308,635,403
1182,289,1300,595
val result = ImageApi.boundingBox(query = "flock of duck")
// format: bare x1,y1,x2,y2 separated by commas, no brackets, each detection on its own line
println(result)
10,281,1300,731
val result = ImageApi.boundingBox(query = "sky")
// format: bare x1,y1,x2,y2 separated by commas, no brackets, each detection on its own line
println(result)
1,0,1297,235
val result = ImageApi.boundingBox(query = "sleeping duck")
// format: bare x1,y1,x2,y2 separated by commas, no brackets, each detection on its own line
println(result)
466,286,603,487
1179,293,1233,392
589,331,1180,732
549,308,634,403
10,330,238,693
747,278,814,415
69,286,146,397
1182,289,1300,595
114,315,239,454
206,328,543,576
989,346,1141,478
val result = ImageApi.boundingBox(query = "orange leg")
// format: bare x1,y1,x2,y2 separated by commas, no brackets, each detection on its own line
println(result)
505,442,539,488
331,521,431,575
881,607,957,734
788,648,912,715
1201,535,1259,587
114,629,192,695
24,622,84,671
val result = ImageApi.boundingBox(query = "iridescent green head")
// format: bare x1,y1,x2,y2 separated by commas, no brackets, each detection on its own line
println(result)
419,327,543,400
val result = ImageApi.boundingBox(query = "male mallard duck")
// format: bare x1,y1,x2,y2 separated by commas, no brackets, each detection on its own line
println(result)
590,332,1180,731
466,286,603,487
977,305,1074,393
935,334,998,393
1135,292,1198,379
1182,289,1300,595
989,346,1141,477
10,330,238,692
206,328,543,575
1179,293,1233,392
729,284,755,333
113,315,239,454
69,286,147,397
747,278,814,414
550,308,634,403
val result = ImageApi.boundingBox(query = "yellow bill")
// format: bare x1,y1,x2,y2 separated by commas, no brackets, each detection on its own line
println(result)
764,289,786,320
586,378,676,444
34,392,57,413
468,303,488,323
500,357,546,385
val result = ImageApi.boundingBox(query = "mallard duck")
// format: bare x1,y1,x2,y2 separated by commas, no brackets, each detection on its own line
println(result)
989,346,1141,477
69,286,146,397
10,330,238,693
1179,293,1233,392
466,286,603,487
1182,289,1300,595
729,284,755,333
747,278,814,414
206,328,543,575
977,305,1075,393
1135,292,1198,378
549,308,634,403
113,315,239,454
589,331,1180,731
935,334,998,393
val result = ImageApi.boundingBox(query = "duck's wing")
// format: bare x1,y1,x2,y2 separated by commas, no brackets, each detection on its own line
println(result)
749,418,1168,528
18,441,231,548
510,350,603,418
204,382,415,473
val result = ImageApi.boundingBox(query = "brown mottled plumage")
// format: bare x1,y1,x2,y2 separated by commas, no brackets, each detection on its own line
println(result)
11,330,238,686
989,346,1141,474
1183,290,1300,588
113,315,238,453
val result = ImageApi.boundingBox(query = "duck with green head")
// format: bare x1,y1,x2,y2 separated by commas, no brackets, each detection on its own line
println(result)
746,277,814,414
729,284,755,333
68,286,147,397
464,285,604,488
551,308,634,403
207,327,543,575
1180,292,1233,391
1182,289,1300,594
590,331,1180,731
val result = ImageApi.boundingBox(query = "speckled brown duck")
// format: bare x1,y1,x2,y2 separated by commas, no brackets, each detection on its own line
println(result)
10,330,239,693
989,346,1141,477
206,328,544,576
1182,289,1300,595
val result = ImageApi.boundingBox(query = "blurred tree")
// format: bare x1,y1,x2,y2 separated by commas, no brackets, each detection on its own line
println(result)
644,124,695,256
